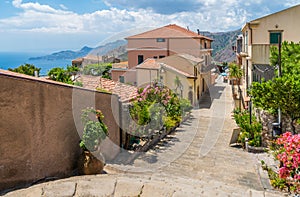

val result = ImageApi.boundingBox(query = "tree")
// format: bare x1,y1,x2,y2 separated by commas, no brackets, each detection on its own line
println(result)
8,64,41,76
229,62,243,84
251,41,300,134
48,66,79,85
82,63,112,79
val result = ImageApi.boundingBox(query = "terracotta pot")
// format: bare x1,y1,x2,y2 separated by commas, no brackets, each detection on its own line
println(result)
78,150,105,175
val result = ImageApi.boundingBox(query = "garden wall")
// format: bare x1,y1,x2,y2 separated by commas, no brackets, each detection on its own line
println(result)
255,109,300,146
0,70,121,192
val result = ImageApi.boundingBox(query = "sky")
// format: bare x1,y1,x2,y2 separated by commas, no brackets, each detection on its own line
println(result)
0,0,299,53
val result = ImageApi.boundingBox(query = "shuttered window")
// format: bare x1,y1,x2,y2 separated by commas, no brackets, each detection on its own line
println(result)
270,32,281,44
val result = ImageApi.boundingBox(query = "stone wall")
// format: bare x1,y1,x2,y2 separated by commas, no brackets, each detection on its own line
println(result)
255,109,300,146
0,71,121,192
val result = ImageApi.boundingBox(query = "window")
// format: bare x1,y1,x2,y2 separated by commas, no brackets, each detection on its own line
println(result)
159,55,165,59
153,56,158,59
138,55,144,64
119,76,124,83
270,32,282,44
156,38,165,42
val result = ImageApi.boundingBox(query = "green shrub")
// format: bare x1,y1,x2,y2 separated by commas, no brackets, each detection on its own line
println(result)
80,108,108,151
74,81,83,87
83,63,112,77
48,66,79,85
234,110,262,147
179,98,193,116
163,116,177,131
9,64,41,76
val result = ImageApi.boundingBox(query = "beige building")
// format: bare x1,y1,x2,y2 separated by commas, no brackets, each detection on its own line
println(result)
136,54,212,106
240,4,300,91
112,24,213,84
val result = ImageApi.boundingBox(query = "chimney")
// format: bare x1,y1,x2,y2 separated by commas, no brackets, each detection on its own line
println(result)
187,26,189,31
197,29,200,35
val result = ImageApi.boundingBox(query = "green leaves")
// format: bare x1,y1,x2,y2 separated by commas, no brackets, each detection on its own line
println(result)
82,63,112,78
8,63,41,76
80,108,108,152
234,110,262,147
251,42,300,133
229,62,243,80
47,66,79,85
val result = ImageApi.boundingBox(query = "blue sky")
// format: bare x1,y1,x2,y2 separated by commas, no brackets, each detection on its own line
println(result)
0,0,299,53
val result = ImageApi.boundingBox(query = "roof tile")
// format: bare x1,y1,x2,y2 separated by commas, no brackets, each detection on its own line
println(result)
126,24,213,40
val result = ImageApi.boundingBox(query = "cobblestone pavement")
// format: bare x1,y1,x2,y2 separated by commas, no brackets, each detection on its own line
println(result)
3,77,286,197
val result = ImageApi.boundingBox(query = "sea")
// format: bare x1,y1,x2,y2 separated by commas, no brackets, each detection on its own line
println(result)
0,52,72,76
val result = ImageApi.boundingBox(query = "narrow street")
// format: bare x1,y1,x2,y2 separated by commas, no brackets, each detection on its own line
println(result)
4,77,283,197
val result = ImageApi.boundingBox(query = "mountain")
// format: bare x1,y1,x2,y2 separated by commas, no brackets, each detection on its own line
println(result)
200,29,241,63
89,40,127,57
29,40,127,61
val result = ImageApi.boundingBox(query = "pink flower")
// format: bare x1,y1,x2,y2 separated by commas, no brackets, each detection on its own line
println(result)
279,167,290,179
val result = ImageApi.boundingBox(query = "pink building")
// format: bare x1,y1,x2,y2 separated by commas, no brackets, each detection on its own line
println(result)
111,24,213,83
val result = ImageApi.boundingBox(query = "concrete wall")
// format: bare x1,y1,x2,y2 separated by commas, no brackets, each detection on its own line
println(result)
136,69,158,87
0,71,121,192
127,38,212,68
252,44,270,64
252,5,300,44
127,50,168,68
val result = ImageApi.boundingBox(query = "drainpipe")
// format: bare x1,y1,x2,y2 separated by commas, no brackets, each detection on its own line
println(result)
167,38,170,56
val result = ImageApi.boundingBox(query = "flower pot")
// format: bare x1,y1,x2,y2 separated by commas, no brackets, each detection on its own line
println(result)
247,145,266,154
78,150,105,175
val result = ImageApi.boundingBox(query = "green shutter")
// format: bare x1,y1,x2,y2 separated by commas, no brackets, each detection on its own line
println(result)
270,32,281,44
119,76,125,83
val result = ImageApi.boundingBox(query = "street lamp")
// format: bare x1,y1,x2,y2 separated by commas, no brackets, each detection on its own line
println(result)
277,34,282,131
249,96,252,125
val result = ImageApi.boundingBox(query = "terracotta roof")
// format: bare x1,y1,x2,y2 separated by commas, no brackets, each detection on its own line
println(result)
135,57,196,78
80,75,138,102
81,75,101,90
72,58,84,63
136,58,160,70
126,24,213,40
112,62,128,70
1,69,137,102
0,69,74,87
98,78,138,102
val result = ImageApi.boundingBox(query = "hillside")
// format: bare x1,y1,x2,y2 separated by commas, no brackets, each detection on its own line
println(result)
201,29,241,63
29,40,127,61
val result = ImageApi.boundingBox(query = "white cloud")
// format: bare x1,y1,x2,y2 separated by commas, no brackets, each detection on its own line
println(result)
284,0,300,7
2,0,297,52
59,4,68,10
1,0,251,36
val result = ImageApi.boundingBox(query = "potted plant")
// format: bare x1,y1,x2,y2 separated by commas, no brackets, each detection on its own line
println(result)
78,108,108,175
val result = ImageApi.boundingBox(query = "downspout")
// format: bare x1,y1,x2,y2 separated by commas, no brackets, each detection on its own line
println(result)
167,38,170,56
194,66,197,106
118,97,123,148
